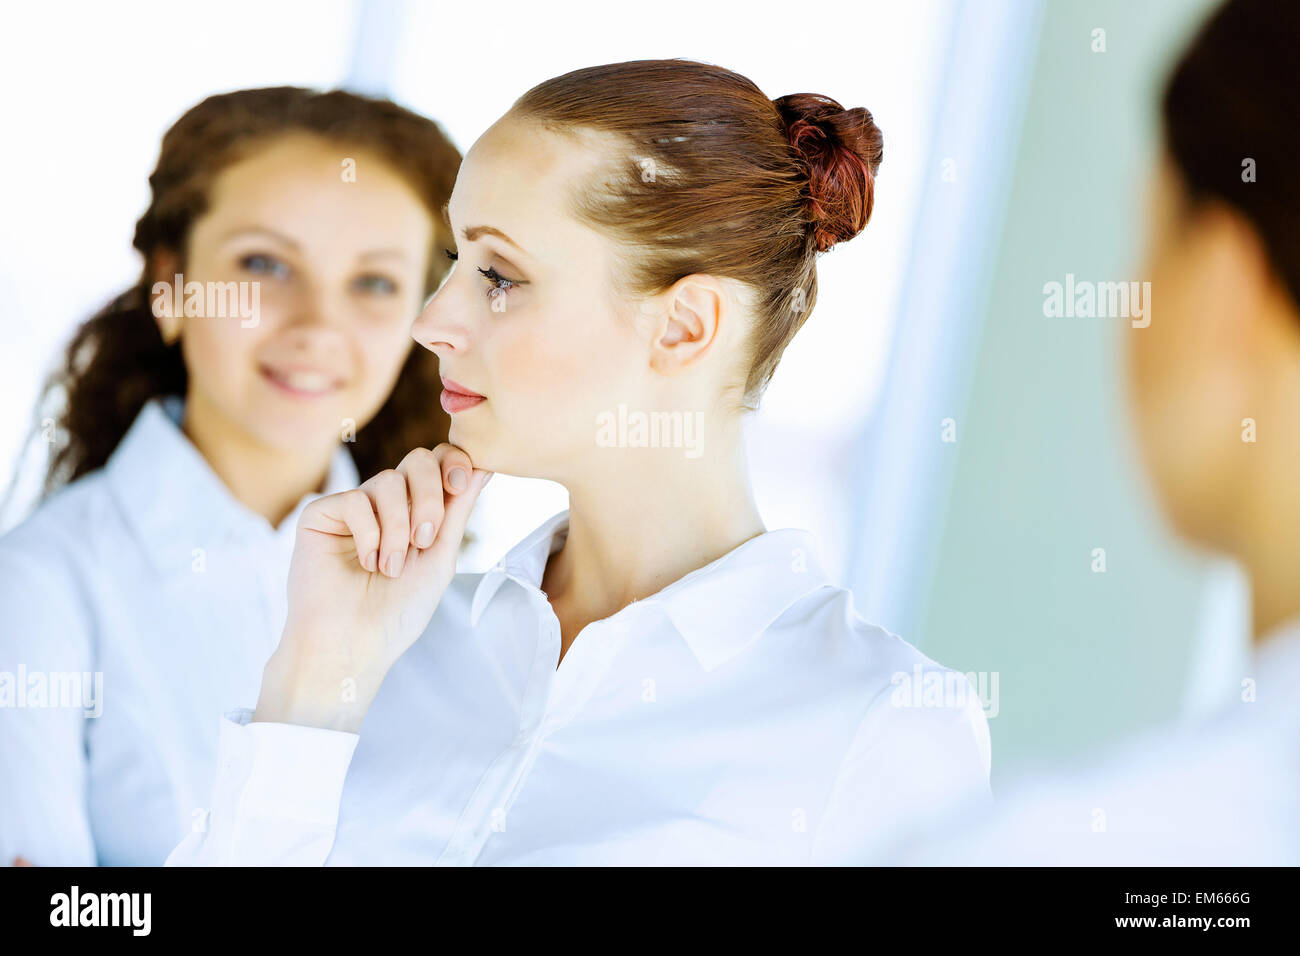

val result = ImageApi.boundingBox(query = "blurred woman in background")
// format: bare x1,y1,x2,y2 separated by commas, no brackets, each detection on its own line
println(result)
0,87,460,865
897,0,1300,864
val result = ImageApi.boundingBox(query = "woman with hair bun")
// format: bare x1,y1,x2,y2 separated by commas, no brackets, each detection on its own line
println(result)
0,87,461,865
169,60,991,867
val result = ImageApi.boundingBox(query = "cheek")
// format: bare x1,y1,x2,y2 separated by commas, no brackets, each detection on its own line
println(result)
181,315,263,389
497,338,573,449
352,323,416,394
1132,253,1202,407
498,319,641,419
490,321,586,408
1130,266,1244,531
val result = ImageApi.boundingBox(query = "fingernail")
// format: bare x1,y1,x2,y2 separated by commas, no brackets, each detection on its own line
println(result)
386,552,405,576
448,468,468,492
415,521,434,548
365,550,379,572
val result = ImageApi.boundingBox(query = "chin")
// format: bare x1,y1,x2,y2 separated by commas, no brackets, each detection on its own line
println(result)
1156,478,1224,555
250,413,341,454
447,419,489,460
453,435,533,479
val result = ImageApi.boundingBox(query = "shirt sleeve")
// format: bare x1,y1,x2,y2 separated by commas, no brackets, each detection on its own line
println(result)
810,669,993,865
166,709,360,866
0,545,98,867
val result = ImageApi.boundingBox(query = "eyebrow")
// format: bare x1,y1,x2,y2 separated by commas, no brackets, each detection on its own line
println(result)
460,223,525,252
439,203,532,263
461,224,532,260
358,249,413,263
221,226,299,250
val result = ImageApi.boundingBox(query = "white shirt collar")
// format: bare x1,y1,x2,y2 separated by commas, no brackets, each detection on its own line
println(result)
104,395,359,575
470,510,836,672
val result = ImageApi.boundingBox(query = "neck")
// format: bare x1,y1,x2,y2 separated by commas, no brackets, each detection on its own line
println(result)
541,423,765,645
1241,515,1300,644
1238,413,1300,643
180,390,336,529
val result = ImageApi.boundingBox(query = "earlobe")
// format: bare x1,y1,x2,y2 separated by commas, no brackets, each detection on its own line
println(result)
151,293,182,346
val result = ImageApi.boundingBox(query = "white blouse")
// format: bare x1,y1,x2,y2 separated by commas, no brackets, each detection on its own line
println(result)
0,396,358,866
168,510,992,866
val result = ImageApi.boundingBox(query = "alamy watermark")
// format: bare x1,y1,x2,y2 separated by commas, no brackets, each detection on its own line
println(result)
890,665,999,718
1042,273,1151,328
0,665,103,717
50,886,150,935
152,273,261,328
596,404,704,459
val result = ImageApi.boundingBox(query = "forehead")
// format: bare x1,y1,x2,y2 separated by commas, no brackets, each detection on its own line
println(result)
200,133,433,244
448,116,614,258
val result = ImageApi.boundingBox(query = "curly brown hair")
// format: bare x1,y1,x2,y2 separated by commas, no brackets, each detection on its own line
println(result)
32,86,460,497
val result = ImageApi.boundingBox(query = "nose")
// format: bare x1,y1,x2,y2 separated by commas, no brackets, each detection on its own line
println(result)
271,281,350,353
282,278,347,332
411,288,471,359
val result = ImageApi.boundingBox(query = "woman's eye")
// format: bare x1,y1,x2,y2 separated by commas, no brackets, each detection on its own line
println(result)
353,274,398,295
442,248,522,304
238,253,290,279
477,266,518,300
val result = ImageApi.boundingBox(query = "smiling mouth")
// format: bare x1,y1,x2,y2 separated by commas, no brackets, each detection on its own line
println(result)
440,376,486,414
259,364,343,398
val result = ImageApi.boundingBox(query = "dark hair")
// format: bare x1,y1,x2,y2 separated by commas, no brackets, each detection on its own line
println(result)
1162,0,1300,309
32,86,461,497
510,59,883,406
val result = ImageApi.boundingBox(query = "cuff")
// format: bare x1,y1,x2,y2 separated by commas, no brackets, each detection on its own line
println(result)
218,708,360,828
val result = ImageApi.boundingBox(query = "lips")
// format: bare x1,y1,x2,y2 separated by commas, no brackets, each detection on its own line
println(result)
439,375,486,414
259,363,343,398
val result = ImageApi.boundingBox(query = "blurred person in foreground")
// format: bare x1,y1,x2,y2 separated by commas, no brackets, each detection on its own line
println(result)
894,0,1300,865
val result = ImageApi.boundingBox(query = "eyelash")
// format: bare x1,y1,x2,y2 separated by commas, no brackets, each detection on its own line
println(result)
444,248,519,300
353,274,399,295
239,253,290,280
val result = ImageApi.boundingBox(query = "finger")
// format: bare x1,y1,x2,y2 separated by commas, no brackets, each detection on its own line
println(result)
396,447,446,549
302,489,381,572
361,469,413,577
432,443,475,496
428,468,492,562
12,856,33,867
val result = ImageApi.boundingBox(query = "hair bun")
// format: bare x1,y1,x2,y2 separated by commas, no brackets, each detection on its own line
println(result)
774,93,883,253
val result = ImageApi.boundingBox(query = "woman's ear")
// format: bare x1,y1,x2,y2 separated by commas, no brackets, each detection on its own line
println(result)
149,248,183,344
649,274,726,376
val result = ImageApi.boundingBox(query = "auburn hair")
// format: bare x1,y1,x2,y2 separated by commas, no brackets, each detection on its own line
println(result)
509,59,883,407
